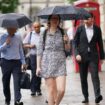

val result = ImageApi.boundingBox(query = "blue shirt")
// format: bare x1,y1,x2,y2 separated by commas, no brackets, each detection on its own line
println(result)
0,33,26,64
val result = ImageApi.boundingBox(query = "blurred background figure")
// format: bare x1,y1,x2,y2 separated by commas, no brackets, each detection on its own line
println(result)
23,22,42,97
36,15,70,105
22,25,33,40
0,27,26,105
74,13,104,104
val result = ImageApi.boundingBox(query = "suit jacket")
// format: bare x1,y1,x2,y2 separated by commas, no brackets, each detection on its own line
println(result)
74,25,104,63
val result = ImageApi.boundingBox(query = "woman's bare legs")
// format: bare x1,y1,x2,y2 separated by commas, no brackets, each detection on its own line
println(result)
55,76,66,105
45,78,57,105
53,80,57,102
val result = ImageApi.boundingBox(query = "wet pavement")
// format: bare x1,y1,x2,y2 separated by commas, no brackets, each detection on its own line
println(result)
0,57,105,105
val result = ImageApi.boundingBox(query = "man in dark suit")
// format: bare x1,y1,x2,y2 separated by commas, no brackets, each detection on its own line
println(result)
74,13,104,103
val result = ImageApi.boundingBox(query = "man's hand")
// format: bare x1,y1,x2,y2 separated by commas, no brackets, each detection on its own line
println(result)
29,44,35,48
6,36,11,45
21,64,27,71
76,55,82,62
36,67,41,76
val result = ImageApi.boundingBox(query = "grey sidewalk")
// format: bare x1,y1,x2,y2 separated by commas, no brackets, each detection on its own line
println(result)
0,58,105,105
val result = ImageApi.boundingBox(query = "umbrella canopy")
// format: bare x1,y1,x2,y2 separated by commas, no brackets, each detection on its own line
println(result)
76,8,91,20
0,13,32,28
37,5,91,20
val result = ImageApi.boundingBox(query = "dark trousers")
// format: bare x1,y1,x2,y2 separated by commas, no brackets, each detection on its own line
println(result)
79,54,101,99
1,58,22,102
30,55,41,93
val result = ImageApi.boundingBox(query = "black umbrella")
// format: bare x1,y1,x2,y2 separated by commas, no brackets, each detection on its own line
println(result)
37,5,91,20
76,8,91,20
0,13,32,28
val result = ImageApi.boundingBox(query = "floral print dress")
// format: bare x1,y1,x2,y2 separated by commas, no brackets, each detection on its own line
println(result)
37,28,67,78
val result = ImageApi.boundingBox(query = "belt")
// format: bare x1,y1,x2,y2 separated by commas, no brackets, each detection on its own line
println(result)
1,58,20,62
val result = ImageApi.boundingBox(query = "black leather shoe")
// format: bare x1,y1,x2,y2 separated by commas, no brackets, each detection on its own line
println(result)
37,91,42,96
31,92,36,96
82,98,89,103
14,101,23,105
95,95,103,103
5,101,10,105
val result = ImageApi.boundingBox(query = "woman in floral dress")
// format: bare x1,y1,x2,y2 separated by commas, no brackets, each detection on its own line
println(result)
36,15,70,105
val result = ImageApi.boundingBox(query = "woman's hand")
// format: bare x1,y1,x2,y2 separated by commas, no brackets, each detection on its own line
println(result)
63,35,69,43
36,67,41,76
63,35,70,51
76,55,82,62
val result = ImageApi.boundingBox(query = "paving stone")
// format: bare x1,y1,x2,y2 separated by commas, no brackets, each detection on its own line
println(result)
0,58,105,105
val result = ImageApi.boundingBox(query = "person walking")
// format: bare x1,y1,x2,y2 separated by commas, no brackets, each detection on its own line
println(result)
23,22,42,96
74,13,104,103
0,28,26,105
36,15,70,105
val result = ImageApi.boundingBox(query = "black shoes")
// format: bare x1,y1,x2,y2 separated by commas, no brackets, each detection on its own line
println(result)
82,98,89,103
82,95,103,103
31,91,42,96
31,92,36,96
14,101,23,105
5,101,10,105
37,91,42,96
95,95,103,103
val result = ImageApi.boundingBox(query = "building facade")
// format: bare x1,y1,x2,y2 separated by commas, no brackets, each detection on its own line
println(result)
18,0,65,21
97,0,105,39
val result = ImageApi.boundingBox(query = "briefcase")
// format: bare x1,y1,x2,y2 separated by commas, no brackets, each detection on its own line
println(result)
20,72,31,89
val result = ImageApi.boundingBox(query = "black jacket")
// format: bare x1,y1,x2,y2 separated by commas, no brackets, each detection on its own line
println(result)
74,25,104,62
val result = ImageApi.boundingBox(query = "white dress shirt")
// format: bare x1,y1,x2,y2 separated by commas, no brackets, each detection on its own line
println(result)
85,25,94,52
67,27,74,40
85,25,93,43
23,31,42,55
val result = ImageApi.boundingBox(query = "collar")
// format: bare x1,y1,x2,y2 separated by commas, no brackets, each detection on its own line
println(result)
32,30,40,34
7,32,17,37
85,24,93,29
48,28,59,33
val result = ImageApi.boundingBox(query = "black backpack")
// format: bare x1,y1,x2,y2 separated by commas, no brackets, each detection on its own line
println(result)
43,28,71,57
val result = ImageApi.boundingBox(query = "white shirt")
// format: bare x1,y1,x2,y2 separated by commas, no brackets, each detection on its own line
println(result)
23,30,42,55
67,27,74,40
85,25,93,43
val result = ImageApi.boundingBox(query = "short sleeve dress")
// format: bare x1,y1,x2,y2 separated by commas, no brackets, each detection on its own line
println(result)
37,28,67,78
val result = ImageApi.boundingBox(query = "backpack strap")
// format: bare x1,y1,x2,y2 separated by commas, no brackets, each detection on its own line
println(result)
58,27,66,50
43,28,65,50
43,29,47,50
43,28,69,57
59,27,71,57
43,27,65,50
28,31,32,44
58,27,65,37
